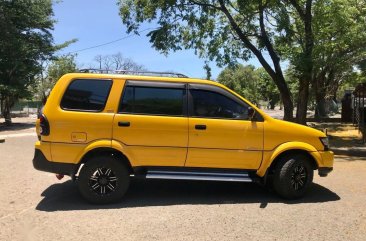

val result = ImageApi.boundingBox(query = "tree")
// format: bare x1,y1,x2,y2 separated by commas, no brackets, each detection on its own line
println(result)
311,0,366,118
203,61,212,80
0,0,74,124
118,0,296,121
119,0,366,124
93,52,145,71
218,65,260,104
277,0,366,121
358,59,366,77
284,0,314,124
255,67,280,109
217,65,280,108
35,55,77,102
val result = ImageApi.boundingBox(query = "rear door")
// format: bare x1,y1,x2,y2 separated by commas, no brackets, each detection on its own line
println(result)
112,80,188,167
185,84,264,169
47,78,115,163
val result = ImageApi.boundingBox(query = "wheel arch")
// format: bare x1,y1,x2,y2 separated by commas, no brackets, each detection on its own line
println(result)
266,149,318,175
77,147,133,175
257,142,321,177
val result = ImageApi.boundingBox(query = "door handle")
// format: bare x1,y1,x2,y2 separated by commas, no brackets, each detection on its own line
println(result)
195,124,206,130
118,121,130,127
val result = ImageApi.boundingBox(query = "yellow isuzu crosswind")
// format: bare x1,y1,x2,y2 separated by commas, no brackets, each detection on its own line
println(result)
33,70,334,204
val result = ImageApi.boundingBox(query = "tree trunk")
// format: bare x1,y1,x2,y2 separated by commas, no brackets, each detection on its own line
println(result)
314,94,328,120
2,97,12,125
291,0,314,125
218,1,295,121
270,100,276,110
272,73,294,121
313,69,338,120
313,79,328,120
296,78,310,124
282,92,294,121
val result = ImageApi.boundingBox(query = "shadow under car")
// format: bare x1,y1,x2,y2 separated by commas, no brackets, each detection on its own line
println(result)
35,178,340,212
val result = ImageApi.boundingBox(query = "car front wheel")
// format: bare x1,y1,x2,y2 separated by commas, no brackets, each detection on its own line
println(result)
273,154,314,199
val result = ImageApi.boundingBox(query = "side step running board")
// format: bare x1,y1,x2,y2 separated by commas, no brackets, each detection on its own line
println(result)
145,170,253,182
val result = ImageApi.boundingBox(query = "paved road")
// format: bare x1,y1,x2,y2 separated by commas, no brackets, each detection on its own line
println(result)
0,134,365,241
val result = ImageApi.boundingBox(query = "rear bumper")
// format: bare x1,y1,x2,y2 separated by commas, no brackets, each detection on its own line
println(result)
33,149,78,176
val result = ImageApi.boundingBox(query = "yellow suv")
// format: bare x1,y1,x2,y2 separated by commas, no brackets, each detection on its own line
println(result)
33,70,334,204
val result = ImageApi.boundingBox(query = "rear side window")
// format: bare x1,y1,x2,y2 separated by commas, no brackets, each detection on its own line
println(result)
120,86,185,116
61,79,112,111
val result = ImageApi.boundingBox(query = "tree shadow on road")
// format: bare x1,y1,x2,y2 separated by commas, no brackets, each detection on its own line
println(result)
0,122,35,132
35,179,340,212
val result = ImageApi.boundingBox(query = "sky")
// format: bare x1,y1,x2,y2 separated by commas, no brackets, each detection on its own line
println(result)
52,0,261,79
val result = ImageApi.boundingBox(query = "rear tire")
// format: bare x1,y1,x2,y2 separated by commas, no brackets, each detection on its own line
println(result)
273,154,313,199
78,155,130,204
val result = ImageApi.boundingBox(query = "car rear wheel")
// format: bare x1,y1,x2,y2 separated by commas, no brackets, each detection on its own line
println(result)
273,154,314,199
78,155,130,204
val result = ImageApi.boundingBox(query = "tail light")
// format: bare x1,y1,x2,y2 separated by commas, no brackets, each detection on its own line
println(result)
39,114,50,136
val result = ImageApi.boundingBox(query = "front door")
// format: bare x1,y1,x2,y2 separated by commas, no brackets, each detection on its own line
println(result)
113,80,188,167
185,84,263,170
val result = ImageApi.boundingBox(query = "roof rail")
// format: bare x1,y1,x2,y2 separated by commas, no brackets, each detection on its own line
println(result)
78,69,188,78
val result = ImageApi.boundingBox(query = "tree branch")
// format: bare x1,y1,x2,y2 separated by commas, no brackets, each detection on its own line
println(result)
287,0,305,19
187,0,221,10
217,0,277,79
258,1,282,74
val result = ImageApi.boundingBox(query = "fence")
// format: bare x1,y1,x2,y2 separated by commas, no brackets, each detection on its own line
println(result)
0,100,42,117
352,83,366,143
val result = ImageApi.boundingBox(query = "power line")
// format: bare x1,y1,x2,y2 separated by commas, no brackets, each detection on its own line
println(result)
67,28,156,54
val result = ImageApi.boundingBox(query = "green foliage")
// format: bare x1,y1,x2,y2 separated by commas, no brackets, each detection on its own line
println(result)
48,55,77,82
357,59,366,77
118,0,323,121
34,55,77,101
203,61,212,80
255,68,280,109
337,71,365,100
217,65,280,108
217,65,258,103
0,0,54,100
119,0,266,67
278,0,366,99
118,0,366,122
0,0,74,123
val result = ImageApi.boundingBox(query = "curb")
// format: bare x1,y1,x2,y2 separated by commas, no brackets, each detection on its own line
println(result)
332,148,366,158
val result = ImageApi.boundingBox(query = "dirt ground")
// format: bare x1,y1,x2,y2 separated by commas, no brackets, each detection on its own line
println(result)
308,122,366,158
0,117,366,240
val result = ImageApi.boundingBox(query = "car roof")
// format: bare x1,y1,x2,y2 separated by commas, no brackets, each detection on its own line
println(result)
63,73,221,86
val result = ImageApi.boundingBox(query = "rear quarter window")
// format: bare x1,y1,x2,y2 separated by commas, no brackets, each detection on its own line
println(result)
60,79,112,111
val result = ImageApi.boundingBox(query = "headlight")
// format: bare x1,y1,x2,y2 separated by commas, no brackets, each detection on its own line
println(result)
320,137,329,150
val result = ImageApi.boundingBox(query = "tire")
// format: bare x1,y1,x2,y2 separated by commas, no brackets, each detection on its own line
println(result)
78,155,130,204
273,154,314,199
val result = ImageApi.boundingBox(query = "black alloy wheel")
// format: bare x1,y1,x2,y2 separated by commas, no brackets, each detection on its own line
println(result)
78,155,130,204
273,154,314,199
89,167,118,196
291,165,308,191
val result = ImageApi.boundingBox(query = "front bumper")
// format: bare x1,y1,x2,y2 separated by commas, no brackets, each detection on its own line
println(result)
318,150,334,177
33,149,78,176
318,167,333,177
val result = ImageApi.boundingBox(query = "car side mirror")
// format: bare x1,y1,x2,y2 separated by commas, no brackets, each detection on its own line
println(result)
248,107,256,121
